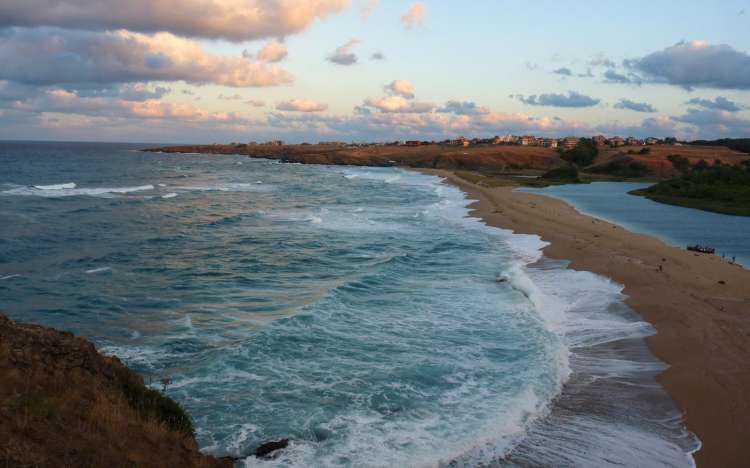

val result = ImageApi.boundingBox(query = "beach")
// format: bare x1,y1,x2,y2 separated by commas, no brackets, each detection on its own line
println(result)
422,169,750,468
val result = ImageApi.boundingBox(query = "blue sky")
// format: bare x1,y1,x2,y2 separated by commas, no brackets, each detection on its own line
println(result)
0,0,749,142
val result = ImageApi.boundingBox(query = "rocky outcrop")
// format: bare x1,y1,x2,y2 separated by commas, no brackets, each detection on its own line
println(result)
0,314,232,468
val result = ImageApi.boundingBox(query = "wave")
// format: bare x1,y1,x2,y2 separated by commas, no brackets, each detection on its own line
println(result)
2,183,154,198
85,266,111,274
34,182,76,190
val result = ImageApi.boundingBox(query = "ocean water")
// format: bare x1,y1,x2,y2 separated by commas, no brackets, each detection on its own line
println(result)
1,142,698,467
518,182,750,268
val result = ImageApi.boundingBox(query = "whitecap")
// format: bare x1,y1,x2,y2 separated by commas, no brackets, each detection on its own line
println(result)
85,266,111,274
33,182,76,190
162,192,178,199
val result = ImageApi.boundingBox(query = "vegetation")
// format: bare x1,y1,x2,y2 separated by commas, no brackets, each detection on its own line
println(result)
689,138,750,154
588,160,652,178
631,159,750,216
541,165,580,182
114,366,195,435
559,138,598,167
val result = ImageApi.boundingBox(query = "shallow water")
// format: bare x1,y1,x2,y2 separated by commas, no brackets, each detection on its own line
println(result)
0,142,698,467
518,182,750,268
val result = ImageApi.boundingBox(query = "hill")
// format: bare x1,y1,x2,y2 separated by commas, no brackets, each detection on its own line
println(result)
0,314,232,468
630,161,750,216
145,143,563,172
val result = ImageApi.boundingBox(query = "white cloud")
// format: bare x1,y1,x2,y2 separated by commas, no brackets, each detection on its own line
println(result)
255,40,288,63
0,28,293,87
0,0,350,41
385,80,415,99
401,2,427,28
276,99,328,112
363,95,435,113
327,38,361,65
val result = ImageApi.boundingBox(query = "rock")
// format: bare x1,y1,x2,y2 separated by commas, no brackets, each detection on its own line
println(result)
255,439,290,458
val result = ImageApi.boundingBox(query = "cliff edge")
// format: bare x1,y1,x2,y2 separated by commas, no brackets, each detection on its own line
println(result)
0,314,231,468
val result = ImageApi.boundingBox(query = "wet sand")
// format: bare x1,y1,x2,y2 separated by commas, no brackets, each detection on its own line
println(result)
421,169,750,468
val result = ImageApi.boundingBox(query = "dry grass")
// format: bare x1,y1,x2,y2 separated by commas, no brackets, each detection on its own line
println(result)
0,314,231,468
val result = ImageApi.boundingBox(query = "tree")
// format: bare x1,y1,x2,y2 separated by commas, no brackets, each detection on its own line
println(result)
560,138,598,167
667,154,690,173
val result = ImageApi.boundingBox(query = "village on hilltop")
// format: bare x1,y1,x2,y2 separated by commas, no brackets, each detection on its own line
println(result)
245,135,676,150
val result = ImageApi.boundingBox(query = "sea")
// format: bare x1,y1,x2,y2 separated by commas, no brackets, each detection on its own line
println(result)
0,141,699,467
519,182,750,268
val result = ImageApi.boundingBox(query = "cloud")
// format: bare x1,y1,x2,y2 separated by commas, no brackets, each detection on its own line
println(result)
276,99,328,112
589,55,616,68
401,2,427,28
685,96,742,112
362,95,435,113
0,0,350,42
673,108,750,137
384,80,415,99
246,99,266,107
63,83,170,101
6,87,245,124
437,101,489,115
219,94,243,100
370,51,385,60
602,69,642,85
614,99,657,113
327,38,361,65
626,41,750,90
255,40,288,63
553,67,573,77
0,28,293,87
514,91,600,108
361,0,379,19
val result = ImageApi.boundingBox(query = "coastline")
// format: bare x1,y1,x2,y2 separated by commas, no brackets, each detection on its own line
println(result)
420,168,750,468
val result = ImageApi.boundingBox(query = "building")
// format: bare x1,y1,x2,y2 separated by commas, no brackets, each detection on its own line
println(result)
560,136,580,150
592,135,608,147
609,136,625,147
645,137,660,145
519,135,536,146
626,137,644,146
539,138,559,148
265,140,284,146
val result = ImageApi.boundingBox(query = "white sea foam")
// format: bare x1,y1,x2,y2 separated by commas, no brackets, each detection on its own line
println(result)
85,266,111,274
2,183,154,198
33,182,76,190
162,192,178,199
0,274,21,280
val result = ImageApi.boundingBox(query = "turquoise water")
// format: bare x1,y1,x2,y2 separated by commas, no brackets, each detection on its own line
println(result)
1,142,698,467
518,182,750,268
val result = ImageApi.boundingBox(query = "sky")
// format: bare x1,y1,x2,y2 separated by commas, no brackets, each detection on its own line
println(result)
0,0,749,143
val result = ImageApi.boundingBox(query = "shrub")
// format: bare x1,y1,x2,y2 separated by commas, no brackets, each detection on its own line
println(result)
114,366,194,435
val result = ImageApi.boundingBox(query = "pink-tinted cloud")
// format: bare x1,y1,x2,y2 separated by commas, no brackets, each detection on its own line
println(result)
276,99,328,112
385,80,415,99
0,0,350,41
0,29,293,87
401,2,427,28
255,40,289,63
363,95,435,113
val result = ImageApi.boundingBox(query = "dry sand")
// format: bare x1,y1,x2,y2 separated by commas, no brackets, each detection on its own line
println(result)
421,169,750,468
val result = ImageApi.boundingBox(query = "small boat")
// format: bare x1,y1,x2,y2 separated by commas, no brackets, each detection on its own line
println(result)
687,245,715,254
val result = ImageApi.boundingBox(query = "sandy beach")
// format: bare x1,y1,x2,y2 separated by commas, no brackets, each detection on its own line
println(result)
421,169,750,468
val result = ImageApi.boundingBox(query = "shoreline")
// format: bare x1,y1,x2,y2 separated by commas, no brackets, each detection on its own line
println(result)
420,168,750,468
